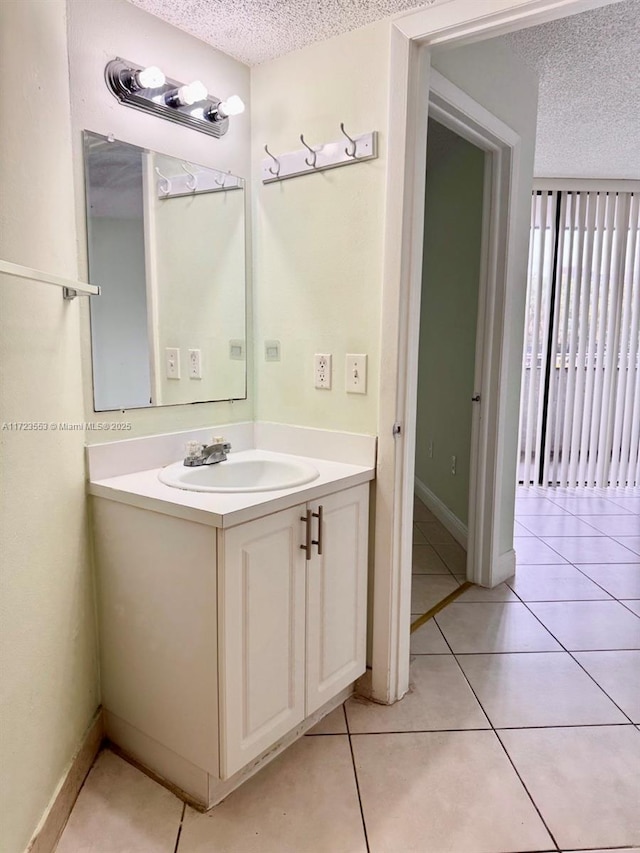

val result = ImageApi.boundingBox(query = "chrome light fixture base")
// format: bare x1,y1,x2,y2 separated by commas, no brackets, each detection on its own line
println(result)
105,58,231,138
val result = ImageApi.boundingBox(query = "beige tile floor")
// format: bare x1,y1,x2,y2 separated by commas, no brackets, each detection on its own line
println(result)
57,488,640,852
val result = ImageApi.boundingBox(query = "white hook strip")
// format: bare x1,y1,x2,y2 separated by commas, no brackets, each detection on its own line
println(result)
261,130,377,184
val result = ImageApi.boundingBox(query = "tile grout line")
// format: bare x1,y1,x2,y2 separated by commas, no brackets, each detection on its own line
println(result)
432,618,562,852
343,703,371,853
454,546,639,724
172,801,186,853
410,582,474,633
557,559,640,604
414,645,640,653
513,594,638,726
336,722,636,735
515,517,639,568
619,600,640,617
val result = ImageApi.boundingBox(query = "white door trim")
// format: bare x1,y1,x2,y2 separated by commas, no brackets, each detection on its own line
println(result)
371,0,616,705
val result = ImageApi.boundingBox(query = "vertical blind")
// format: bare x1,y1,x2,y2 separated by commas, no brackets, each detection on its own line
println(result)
518,190,640,487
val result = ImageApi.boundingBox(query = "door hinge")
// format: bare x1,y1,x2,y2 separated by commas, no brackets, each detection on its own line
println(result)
392,422,402,436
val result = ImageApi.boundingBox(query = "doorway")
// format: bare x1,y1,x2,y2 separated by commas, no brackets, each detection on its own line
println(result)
410,117,485,626
369,0,608,707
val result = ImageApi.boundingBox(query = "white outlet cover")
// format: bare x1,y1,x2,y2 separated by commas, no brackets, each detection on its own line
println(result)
188,348,202,379
314,353,332,390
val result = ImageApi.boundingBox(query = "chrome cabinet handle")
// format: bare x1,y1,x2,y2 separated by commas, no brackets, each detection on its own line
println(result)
312,505,323,555
300,509,312,561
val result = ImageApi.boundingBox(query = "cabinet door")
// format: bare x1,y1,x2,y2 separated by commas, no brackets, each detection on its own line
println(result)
218,505,307,778
306,483,369,715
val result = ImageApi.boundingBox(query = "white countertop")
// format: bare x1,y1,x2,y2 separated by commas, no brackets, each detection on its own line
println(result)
88,449,375,528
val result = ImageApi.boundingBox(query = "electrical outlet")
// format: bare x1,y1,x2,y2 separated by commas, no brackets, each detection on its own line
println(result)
188,348,202,379
451,455,457,475
428,440,433,459
345,354,367,394
165,347,180,380
314,353,332,389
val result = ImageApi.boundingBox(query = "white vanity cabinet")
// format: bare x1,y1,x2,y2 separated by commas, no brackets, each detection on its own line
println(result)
92,478,369,804
218,484,369,778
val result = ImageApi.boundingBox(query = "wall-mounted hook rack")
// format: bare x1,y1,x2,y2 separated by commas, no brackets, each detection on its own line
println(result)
156,167,243,199
262,126,377,184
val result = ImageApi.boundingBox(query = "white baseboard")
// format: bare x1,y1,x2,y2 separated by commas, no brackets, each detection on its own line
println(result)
495,549,516,586
414,477,468,548
27,709,104,853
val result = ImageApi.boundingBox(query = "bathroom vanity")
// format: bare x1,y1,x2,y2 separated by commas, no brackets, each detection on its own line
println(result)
88,426,375,808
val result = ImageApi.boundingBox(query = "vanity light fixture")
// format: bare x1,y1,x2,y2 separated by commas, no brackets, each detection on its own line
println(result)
105,58,245,138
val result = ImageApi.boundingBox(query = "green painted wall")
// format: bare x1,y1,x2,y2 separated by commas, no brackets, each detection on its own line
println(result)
415,120,485,526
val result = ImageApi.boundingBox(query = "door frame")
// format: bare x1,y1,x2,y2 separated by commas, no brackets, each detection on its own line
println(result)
370,0,623,705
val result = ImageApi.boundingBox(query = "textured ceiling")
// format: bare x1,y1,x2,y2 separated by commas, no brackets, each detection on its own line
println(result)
499,0,640,178
128,0,640,179
128,0,438,66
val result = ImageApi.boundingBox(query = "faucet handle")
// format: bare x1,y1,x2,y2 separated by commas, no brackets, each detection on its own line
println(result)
185,440,203,459
212,435,225,444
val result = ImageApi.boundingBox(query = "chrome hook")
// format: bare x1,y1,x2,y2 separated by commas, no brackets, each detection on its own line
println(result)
181,162,198,191
264,144,281,176
300,133,317,168
340,122,358,158
155,166,171,196
214,170,229,188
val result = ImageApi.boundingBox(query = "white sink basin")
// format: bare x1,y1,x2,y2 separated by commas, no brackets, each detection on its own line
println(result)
158,451,320,493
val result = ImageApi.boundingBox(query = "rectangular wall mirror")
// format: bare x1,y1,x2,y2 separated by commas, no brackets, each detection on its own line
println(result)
83,131,247,411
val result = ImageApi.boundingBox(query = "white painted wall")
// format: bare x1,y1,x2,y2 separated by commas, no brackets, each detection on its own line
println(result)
251,22,390,435
0,3,100,852
66,0,253,439
431,41,539,555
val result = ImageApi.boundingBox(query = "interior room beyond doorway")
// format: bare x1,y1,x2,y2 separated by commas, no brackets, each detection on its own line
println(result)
411,118,485,625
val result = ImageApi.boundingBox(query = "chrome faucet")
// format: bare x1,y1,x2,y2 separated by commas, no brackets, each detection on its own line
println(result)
183,436,231,467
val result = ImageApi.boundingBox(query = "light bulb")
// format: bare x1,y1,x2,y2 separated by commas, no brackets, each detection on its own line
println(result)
135,65,165,89
179,80,208,105
218,95,245,117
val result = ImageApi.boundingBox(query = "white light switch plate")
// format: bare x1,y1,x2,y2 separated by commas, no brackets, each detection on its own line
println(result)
165,347,180,380
346,354,367,394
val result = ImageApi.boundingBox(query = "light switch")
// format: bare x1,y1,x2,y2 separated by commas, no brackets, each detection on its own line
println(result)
345,354,367,394
165,347,180,380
